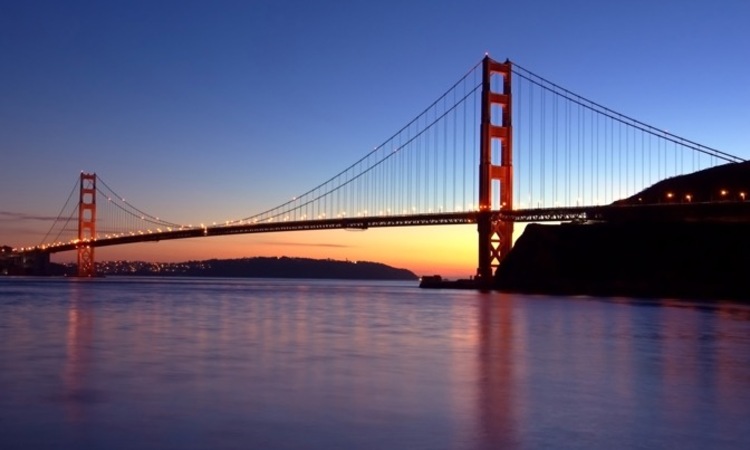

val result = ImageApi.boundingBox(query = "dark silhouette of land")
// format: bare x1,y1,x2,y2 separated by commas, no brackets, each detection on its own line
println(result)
617,160,750,205
495,222,750,299
495,161,750,300
67,256,418,280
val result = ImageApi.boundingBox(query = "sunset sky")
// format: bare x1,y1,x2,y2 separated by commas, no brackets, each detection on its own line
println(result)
2,0,749,277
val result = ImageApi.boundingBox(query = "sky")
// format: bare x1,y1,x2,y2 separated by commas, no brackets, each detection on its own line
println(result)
1,0,749,277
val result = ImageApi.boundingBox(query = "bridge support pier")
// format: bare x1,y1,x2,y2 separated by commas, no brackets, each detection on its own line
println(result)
477,56,513,288
77,173,97,277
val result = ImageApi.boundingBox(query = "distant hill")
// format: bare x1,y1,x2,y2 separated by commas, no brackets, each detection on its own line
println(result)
616,160,750,205
96,256,418,280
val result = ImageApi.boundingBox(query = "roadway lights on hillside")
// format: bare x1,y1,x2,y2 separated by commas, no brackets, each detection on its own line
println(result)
721,190,728,197
741,192,746,201
685,194,692,202
666,192,674,200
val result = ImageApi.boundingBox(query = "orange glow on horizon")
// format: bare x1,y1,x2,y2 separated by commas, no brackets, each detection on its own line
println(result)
43,223,531,279
48,226,495,278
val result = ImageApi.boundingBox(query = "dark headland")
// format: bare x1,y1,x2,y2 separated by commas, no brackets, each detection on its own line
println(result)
3,256,418,280
495,161,750,300
96,256,417,280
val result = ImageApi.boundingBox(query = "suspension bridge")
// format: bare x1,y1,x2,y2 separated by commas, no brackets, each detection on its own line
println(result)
10,56,747,286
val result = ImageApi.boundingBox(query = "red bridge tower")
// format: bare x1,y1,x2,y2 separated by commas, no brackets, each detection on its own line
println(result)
477,56,513,287
77,172,97,277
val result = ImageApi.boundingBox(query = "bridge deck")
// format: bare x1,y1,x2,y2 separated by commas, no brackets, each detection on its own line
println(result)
29,201,750,254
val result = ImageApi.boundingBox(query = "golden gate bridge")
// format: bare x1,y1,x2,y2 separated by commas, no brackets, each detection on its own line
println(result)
14,56,746,285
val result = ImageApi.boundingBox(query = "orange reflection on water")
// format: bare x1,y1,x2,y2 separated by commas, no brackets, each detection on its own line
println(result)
63,290,94,423
476,293,523,448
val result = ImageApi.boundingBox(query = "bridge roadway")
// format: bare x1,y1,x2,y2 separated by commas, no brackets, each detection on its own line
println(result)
32,201,750,254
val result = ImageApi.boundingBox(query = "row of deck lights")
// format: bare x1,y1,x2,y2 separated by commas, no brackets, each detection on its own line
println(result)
20,203,492,253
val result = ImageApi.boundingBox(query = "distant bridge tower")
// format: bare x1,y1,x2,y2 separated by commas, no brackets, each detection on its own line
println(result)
477,56,513,287
77,172,97,277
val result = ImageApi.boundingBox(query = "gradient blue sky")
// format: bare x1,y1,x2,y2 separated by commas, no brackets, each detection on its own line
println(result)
2,0,749,276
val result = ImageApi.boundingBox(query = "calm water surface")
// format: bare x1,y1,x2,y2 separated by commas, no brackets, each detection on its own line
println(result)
1,277,749,449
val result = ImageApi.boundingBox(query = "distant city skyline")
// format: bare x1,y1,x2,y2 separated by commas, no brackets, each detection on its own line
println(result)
2,0,749,277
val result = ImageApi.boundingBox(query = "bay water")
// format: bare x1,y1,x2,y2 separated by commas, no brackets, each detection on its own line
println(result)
1,277,749,449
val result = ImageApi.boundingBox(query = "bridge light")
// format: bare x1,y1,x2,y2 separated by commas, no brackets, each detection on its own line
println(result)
685,194,692,202
741,192,746,200
666,192,673,199
721,189,728,196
